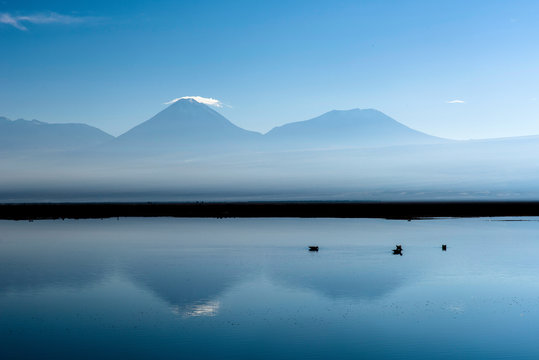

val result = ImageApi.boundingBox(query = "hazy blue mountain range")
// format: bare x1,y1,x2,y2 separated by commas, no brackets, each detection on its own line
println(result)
119,99,448,152
0,99,449,155
0,116,113,153
109,99,448,154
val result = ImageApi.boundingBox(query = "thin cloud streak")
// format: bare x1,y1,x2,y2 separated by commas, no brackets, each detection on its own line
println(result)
446,100,466,104
0,12,89,31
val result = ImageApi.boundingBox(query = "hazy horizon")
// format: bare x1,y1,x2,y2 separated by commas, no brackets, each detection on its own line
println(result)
3,1,539,202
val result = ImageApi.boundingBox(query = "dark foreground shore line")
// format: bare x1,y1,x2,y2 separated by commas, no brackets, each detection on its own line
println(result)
2,201,539,220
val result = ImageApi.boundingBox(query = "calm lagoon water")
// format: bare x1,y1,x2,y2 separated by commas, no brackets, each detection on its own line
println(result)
2,217,539,359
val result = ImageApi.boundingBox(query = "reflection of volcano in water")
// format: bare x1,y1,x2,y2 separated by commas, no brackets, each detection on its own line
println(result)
124,246,418,310
124,250,258,311
0,219,431,312
265,248,411,300
0,237,417,308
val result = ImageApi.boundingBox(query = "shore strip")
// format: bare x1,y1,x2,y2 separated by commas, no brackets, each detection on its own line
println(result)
1,201,539,220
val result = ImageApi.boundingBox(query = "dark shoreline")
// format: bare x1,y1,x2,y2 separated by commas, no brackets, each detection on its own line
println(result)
2,201,539,220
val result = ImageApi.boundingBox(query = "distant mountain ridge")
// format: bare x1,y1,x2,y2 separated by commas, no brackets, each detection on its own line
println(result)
110,99,447,154
265,108,446,149
0,100,448,155
0,116,113,153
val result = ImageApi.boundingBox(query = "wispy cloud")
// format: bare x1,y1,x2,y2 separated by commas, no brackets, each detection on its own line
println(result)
165,96,224,108
0,12,89,31
446,99,466,104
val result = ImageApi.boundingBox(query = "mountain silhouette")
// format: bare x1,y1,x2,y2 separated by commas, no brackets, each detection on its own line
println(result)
111,101,447,154
112,98,262,154
264,109,447,149
0,116,113,153
0,101,450,157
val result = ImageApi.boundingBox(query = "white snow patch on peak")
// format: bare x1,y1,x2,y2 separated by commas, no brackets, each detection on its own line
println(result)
165,96,223,107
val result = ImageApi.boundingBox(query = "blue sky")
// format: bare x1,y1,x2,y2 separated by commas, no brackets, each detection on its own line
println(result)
1,0,539,139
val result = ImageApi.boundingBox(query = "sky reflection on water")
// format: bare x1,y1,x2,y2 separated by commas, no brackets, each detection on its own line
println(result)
2,218,539,359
